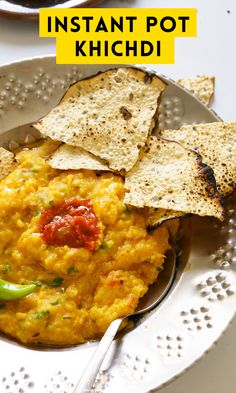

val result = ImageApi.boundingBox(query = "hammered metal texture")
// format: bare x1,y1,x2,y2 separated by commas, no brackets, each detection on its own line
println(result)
0,57,235,393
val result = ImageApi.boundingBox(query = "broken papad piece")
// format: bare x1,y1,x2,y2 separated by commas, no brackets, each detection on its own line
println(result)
35,67,165,172
177,75,214,105
124,136,223,220
161,121,236,197
147,208,189,230
0,147,16,180
48,144,110,171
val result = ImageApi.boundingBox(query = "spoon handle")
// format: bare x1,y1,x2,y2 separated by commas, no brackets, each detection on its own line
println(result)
74,317,124,393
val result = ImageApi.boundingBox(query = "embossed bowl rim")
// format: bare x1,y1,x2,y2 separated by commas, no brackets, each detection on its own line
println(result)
0,0,104,20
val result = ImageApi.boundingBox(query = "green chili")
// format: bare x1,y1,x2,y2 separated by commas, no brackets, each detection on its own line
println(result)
0,279,36,301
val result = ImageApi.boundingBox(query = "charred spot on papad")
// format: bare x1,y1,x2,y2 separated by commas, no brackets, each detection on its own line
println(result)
124,136,223,220
35,67,165,172
161,121,236,197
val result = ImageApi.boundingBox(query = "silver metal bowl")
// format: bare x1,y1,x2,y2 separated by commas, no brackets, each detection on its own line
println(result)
0,0,103,19
0,57,235,393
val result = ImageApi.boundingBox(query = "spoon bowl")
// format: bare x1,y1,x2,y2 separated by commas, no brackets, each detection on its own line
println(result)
74,248,176,393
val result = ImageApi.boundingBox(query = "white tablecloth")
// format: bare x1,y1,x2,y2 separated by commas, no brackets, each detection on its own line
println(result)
0,0,235,392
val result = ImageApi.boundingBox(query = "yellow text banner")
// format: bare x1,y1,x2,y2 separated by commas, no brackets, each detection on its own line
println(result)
39,8,197,64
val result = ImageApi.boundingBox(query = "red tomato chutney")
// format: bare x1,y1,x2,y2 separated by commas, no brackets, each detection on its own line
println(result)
40,198,100,252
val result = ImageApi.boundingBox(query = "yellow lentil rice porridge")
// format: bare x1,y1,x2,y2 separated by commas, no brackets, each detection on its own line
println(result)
0,141,172,346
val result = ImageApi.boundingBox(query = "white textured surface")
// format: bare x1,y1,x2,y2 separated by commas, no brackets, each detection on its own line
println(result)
0,1,236,393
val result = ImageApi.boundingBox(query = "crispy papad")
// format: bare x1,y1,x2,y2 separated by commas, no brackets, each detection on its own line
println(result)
177,75,214,105
124,136,223,220
0,147,16,180
147,208,189,230
161,121,236,197
35,68,165,172
49,144,110,171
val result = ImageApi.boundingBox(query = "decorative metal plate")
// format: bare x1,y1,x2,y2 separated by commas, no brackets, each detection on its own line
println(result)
0,0,104,19
0,56,235,393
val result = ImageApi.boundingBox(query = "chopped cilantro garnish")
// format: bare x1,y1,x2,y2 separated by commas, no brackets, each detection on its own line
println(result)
33,278,63,288
100,240,114,250
28,169,38,173
51,299,60,306
123,205,130,213
2,264,11,275
67,266,78,274
50,277,64,287
32,280,48,288
34,310,50,320
100,242,108,250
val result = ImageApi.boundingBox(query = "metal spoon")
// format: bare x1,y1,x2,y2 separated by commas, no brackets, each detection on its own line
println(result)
74,249,176,393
